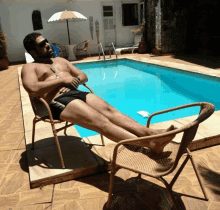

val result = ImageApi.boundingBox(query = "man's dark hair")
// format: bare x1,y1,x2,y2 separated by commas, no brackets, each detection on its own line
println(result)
23,32,41,53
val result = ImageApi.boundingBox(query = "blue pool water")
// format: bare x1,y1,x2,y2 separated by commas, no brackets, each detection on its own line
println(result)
74,59,220,137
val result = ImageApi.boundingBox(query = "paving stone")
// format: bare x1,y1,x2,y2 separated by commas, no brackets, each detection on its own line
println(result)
1,203,52,210
0,163,10,172
181,186,210,209
52,200,82,210
0,171,29,195
0,133,24,150
195,151,220,173
77,197,108,210
78,184,108,199
209,201,220,210
18,186,53,206
0,194,20,209
53,187,81,202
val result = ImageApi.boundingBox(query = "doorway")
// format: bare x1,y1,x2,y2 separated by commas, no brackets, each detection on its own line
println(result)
102,5,116,47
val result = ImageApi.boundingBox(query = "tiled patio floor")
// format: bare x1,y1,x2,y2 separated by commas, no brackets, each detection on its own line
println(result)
1,53,220,209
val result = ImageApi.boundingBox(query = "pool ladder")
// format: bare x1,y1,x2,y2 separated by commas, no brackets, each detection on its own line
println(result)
98,42,117,60
98,43,106,60
109,42,118,59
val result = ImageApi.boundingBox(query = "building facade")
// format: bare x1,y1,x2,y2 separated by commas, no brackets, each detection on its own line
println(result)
0,0,144,63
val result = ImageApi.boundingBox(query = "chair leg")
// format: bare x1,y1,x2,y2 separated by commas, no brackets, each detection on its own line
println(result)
64,121,68,135
160,177,179,210
51,123,65,169
187,149,208,200
31,118,37,150
106,166,117,209
87,50,91,57
100,134,105,146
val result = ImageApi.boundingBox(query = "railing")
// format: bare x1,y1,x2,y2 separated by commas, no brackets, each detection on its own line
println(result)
98,43,105,60
109,42,118,59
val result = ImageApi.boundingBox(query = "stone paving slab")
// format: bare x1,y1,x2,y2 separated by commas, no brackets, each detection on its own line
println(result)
27,137,100,188
0,149,54,209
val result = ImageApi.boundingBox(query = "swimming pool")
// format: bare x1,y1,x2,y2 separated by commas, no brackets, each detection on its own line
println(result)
74,58,220,137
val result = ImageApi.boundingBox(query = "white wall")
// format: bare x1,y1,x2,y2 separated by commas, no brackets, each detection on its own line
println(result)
115,0,140,46
0,0,141,62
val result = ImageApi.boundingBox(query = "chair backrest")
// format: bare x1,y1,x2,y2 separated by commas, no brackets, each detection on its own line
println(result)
175,102,214,158
169,102,215,173
29,84,94,122
29,95,54,121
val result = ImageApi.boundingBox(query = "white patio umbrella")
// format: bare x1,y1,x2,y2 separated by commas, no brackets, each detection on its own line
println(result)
48,10,87,45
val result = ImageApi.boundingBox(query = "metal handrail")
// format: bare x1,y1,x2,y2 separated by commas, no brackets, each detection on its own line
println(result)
109,42,118,59
98,43,105,60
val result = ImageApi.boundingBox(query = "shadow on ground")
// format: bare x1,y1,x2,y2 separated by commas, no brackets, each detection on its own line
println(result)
19,136,187,209
172,54,220,69
75,171,186,210
198,164,220,196
150,53,220,69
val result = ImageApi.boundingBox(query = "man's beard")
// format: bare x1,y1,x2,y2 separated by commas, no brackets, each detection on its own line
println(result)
37,50,55,59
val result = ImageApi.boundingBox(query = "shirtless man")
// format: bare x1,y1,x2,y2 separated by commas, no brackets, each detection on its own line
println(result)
21,32,176,154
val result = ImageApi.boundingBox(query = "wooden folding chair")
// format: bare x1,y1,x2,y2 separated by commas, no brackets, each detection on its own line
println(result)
106,102,215,209
29,84,105,169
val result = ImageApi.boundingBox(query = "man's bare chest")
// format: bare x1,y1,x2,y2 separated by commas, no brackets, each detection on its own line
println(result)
36,62,70,81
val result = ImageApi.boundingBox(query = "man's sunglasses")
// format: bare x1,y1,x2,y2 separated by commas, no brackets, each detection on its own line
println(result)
38,39,49,48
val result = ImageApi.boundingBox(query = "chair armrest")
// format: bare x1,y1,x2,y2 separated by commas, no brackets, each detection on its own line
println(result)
110,129,181,165
110,102,214,167
76,41,86,50
30,83,94,121
146,102,214,127
83,84,94,93
29,95,55,122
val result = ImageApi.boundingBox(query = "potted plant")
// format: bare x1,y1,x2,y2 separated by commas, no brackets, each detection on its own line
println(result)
131,19,147,53
0,30,9,70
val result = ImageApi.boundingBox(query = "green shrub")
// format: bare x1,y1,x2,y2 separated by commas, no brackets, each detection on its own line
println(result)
0,30,8,59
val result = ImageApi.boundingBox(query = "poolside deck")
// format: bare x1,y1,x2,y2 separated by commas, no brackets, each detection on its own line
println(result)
1,53,220,209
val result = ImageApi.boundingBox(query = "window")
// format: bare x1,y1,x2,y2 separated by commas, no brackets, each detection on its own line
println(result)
122,3,138,26
32,10,43,31
103,6,113,17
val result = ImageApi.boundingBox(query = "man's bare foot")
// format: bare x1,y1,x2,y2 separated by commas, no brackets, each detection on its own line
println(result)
148,125,177,154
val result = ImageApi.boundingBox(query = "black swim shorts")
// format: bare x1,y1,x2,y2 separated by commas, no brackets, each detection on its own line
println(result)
49,89,90,120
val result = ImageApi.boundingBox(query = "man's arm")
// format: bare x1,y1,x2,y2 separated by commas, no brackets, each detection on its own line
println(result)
61,58,88,84
21,63,71,97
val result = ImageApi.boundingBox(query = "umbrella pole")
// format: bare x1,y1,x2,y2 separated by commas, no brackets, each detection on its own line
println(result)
66,19,71,45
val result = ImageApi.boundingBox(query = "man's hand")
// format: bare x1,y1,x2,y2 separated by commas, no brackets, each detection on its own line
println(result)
59,87,70,94
62,76,80,89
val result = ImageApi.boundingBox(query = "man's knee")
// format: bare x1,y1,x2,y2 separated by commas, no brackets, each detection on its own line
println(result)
94,117,112,134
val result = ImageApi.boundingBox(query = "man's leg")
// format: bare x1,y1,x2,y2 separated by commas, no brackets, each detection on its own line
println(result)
59,99,137,142
85,93,175,137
